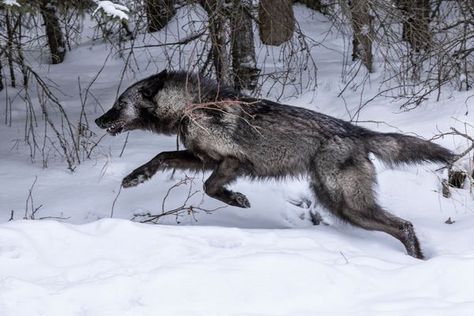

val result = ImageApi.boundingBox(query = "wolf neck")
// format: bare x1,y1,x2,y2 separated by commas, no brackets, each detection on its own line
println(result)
150,85,188,134
148,74,239,135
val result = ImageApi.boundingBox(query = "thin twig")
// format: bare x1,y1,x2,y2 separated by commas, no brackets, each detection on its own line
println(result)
119,132,130,157
24,176,38,219
111,185,123,218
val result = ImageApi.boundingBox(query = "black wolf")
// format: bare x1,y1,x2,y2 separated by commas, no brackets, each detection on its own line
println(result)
95,70,454,259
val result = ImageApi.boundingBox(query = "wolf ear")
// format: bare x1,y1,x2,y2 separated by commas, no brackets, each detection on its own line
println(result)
140,69,168,99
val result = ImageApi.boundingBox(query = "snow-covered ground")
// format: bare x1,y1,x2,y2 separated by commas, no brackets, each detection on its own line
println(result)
1,5,473,315
2,219,474,316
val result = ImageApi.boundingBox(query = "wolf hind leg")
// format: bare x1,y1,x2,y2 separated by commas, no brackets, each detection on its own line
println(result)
204,157,250,208
310,155,424,259
122,150,216,188
342,201,424,259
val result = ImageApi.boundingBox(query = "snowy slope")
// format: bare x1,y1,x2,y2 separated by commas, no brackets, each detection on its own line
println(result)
0,5,473,315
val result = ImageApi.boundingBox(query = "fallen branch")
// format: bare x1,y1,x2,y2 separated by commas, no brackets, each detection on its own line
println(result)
132,175,225,224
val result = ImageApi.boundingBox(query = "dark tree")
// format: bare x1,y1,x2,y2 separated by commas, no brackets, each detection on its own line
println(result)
294,0,326,13
5,7,16,86
258,0,295,46
398,0,431,52
200,0,231,84
0,57,3,92
145,0,176,33
230,0,259,91
40,0,66,64
350,0,373,72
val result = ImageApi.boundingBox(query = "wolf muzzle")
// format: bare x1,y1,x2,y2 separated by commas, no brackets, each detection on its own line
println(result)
95,108,125,135
95,108,120,129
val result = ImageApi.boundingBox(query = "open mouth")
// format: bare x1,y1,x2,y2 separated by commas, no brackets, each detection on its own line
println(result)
106,122,125,136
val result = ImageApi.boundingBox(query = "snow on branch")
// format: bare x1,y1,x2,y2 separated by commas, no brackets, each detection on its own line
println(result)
93,1,130,20
2,0,20,6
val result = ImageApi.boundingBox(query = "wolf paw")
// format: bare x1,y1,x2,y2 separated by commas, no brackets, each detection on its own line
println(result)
228,191,251,208
122,171,148,188
400,222,424,260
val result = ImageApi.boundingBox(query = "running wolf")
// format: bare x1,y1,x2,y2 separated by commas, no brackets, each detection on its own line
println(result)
95,70,454,259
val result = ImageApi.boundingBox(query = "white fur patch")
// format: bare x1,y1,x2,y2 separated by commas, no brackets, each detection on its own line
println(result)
123,102,137,119
154,87,188,119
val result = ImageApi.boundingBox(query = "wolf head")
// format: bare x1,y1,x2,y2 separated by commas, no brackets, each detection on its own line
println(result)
95,70,169,136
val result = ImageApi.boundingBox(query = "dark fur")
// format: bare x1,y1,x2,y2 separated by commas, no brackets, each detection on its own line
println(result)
96,70,455,259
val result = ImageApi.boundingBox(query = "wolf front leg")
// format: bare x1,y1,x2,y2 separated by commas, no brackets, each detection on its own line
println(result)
204,157,250,208
122,150,215,188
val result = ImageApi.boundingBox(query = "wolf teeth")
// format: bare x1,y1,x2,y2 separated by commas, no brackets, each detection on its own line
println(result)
106,124,123,135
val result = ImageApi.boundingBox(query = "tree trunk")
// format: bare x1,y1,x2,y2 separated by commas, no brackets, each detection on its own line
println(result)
5,8,16,87
200,0,231,84
0,58,4,92
350,0,373,72
40,0,66,64
258,0,295,46
294,0,326,13
145,0,176,33
121,20,134,39
16,12,28,86
398,0,431,52
230,0,259,91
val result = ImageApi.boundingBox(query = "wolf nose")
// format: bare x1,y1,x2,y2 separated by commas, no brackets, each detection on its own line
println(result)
95,117,102,127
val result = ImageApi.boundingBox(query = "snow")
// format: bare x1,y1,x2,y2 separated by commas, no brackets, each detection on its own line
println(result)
361,24,370,36
2,0,19,6
93,1,130,20
1,219,474,315
1,5,473,316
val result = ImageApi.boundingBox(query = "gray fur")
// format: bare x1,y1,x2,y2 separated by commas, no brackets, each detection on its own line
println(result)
95,70,455,259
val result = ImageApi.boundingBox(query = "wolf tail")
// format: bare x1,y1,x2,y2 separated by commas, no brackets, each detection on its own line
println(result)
363,131,455,166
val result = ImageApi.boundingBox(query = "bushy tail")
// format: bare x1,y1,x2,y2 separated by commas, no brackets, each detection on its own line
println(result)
363,132,455,166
